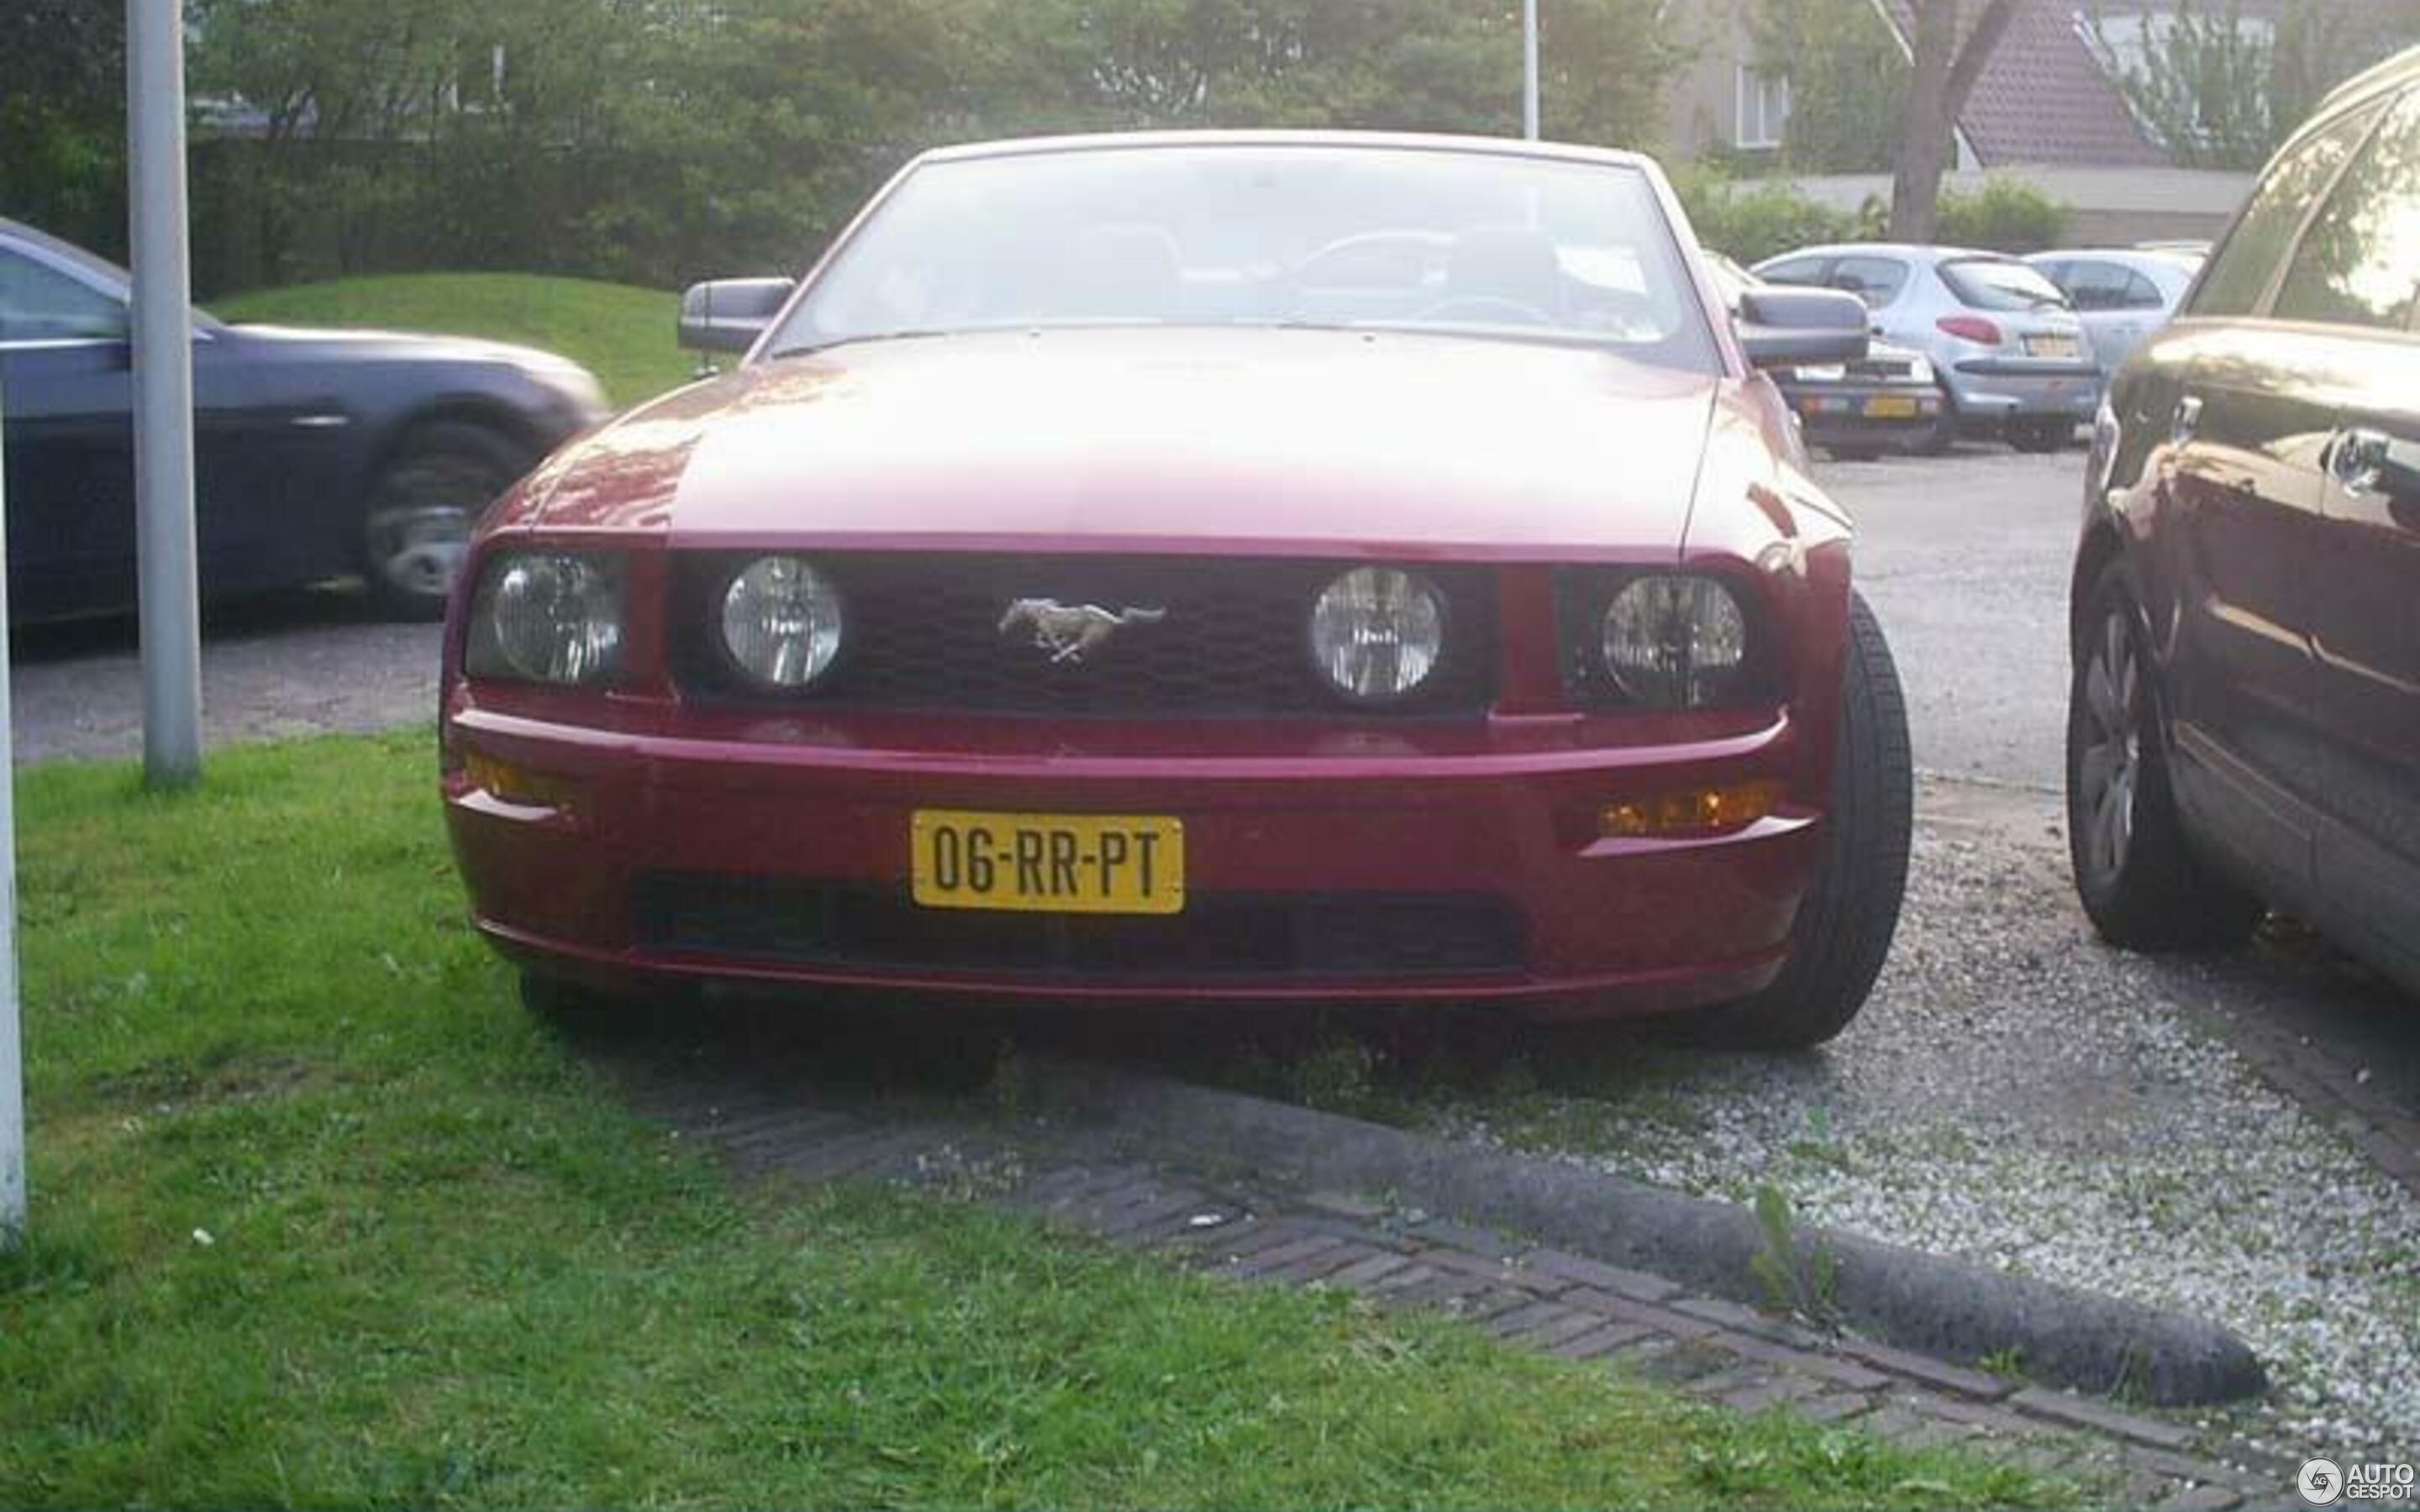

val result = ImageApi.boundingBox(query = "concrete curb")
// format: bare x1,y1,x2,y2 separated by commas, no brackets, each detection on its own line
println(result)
1014,1056,2268,1406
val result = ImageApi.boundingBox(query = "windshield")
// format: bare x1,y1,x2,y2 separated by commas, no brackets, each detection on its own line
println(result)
767,144,1718,372
1939,257,2072,312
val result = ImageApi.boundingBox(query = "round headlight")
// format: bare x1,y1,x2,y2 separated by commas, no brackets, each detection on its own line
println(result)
486,554,622,684
1309,566,1446,703
720,555,844,687
1601,575,1749,708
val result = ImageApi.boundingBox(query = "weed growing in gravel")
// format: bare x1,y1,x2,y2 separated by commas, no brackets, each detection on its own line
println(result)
1750,1183,1842,1330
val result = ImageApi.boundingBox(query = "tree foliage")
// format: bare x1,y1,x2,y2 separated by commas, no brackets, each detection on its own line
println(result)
2091,0,2420,171
1750,0,1911,173
2,0,1687,295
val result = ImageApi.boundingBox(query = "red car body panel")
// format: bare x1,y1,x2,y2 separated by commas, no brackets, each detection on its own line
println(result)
441,137,1859,1019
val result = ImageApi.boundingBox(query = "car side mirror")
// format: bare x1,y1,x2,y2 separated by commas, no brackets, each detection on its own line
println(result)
677,278,797,356
1737,287,1870,368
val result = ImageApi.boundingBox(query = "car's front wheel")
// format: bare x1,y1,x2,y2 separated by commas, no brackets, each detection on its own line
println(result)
363,421,534,619
2065,561,2265,948
1682,591,1913,1050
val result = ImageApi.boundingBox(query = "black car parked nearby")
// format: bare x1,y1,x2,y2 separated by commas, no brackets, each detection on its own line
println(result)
0,218,609,622
2069,45,2420,996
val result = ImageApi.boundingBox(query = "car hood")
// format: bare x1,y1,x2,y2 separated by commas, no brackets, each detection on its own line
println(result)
521,328,1721,554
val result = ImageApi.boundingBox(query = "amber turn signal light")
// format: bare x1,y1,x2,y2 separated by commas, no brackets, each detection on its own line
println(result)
1600,780,1784,838
463,749,577,812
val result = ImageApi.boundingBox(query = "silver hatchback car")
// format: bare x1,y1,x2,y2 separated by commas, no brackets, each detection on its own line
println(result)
1752,243,2098,452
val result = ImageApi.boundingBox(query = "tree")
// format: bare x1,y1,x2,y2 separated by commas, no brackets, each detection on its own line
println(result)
1752,0,1911,172
0,0,127,257
2093,0,2420,171
1887,0,2018,241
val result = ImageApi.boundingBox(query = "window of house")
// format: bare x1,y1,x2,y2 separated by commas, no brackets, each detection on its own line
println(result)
2192,96,2387,318
2271,88,2420,333
1736,67,1790,150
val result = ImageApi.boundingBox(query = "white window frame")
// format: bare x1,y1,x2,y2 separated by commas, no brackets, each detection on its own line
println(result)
1736,66,1790,150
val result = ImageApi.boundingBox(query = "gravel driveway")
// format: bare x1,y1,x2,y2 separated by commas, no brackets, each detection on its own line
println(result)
1418,776,2418,1461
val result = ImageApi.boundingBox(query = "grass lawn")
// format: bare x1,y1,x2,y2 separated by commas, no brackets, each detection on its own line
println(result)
212,273,695,408
0,734,2075,1509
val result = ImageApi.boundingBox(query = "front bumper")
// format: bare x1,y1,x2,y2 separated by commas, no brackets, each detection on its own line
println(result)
443,710,1828,1019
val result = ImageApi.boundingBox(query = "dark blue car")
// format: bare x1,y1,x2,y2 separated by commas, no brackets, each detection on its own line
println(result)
0,218,609,622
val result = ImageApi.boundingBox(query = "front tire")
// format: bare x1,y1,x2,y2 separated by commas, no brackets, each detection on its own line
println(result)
362,421,534,619
1684,591,1913,1050
2065,562,2264,948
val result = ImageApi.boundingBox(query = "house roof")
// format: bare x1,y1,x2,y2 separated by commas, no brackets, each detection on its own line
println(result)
1876,0,2415,169
1880,0,2167,166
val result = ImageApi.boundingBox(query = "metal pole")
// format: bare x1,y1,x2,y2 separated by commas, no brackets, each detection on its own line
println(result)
129,0,203,788
1523,0,1541,139
0,383,22,1248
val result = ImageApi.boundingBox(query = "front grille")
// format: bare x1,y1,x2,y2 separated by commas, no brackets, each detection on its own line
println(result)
633,874,1525,981
671,553,1497,717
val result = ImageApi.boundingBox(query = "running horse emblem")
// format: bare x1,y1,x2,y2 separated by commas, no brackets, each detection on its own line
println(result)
997,598,1167,664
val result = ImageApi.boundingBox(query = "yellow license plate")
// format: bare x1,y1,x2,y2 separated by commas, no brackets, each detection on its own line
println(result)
911,810,1185,914
1865,396,1920,417
2025,335,2079,359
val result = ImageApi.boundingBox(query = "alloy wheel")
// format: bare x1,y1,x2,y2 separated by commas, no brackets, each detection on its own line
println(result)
2075,606,2141,884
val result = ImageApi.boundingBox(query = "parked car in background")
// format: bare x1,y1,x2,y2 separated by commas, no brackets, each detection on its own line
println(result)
445,130,1914,1049
1753,243,2097,453
2024,247,2200,379
0,217,609,622
1703,253,1944,459
2067,45,2420,1000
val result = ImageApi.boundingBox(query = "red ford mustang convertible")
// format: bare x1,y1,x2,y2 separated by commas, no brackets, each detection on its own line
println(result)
440,131,1911,1048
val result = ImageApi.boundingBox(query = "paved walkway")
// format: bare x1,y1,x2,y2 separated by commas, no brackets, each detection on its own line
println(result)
618,1064,2301,1511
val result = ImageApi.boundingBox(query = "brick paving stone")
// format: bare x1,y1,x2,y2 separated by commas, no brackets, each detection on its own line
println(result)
1698,1331,1894,1393
1322,1251,1419,1289
1058,1175,1175,1224
1225,1236,1347,1278
1118,1203,1245,1247
1900,1389,2061,1439
1502,1308,1612,1352
757,1127,934,1182
1518,1248,1685,1303
1013,1164,1144,1207
1260,1242,1390,1288
2010,1441,2084,1477
1362,1262,1444,1296
1668,1296,1775,1333
1558,1287,1723,1339
1092,1191,1215,1240
2009,1388,2198,1451
1795,1391,1881,1425
1403,1245,1528,1284
1446,1287,1544,1324
1839,1339,2020,1401
1380,1269,1505,1311
1860,1404,1933,1443
1302,1189,1390,1221
2153,1485,2247,1511
1548,1321,1654,1360
1404,1219,1527,1261
1723,1382,1812,1415
1621,1339,1745,1388
1189,1221,1315,1264
1481,1300,1573,1339
2112,1446,2271,1493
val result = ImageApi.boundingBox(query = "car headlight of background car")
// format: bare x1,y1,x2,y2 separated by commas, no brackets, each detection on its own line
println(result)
464,551,626,685
1309,566,1446,703
718,554,845,688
